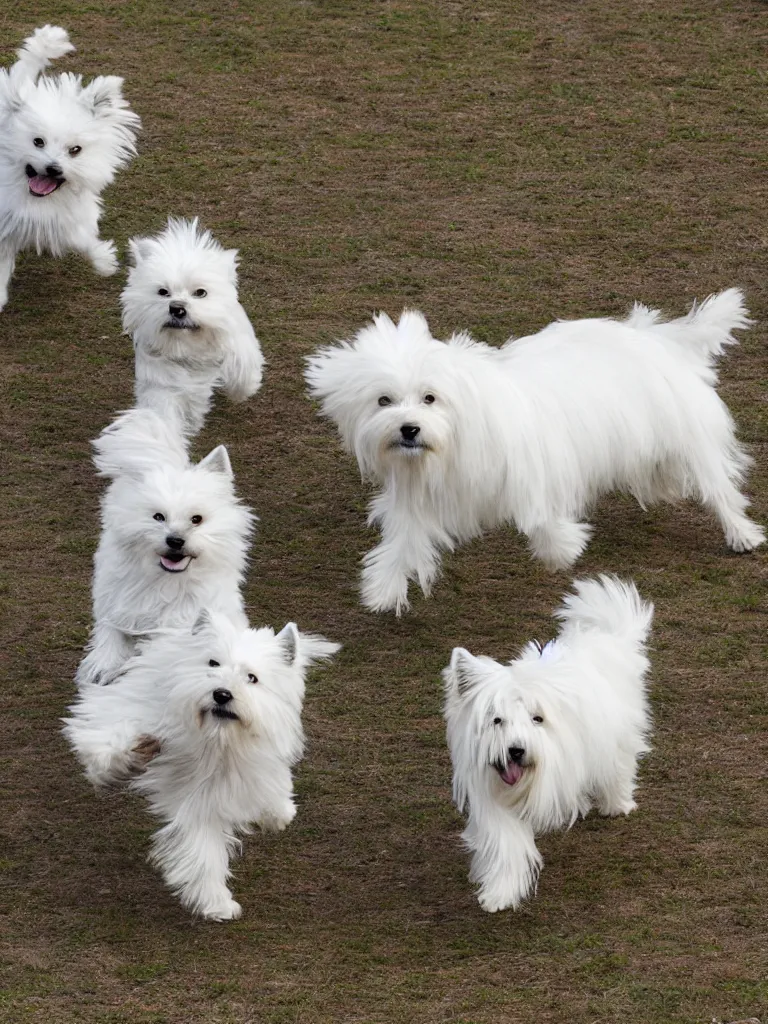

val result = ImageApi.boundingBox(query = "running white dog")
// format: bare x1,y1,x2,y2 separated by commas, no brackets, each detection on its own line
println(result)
65,611,339,920
0,25,140,311
443,575,653,913
122,218,264,436
306,289,764,614
76,408,254,688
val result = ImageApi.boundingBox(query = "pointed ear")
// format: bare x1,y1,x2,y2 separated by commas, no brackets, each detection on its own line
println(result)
82,74,125,114
128,237,154,264
198,445,232,478
276,623,300,666
191,609,213,635
448,647,485,698
223,249,239,284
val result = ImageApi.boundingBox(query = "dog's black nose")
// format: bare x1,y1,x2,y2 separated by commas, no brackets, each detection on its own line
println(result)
165,535,185,550
45,163,63,177
401,424,420,441
169,303,186,319
508,746,525,764
212,689,233,705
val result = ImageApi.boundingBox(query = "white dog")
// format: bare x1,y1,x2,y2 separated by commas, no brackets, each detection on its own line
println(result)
443,575,653,913
65,610,339,920
122,218,264,436
76,408,254,688
306,289,764,614
0,25,140,311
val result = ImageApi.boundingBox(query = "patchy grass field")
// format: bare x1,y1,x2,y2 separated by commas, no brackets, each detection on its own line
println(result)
1,1,766,1022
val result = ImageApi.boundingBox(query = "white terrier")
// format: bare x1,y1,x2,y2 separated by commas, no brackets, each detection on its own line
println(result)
443,575,653,913
65,611,340,920
122,218,264,436
76,408,254,688
306,289,764,614
0,25,140,311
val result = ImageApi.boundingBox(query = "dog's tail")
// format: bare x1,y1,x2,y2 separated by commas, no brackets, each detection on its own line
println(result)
13,25,74,84
625,287,751,363
92,408,189,479
555,575,653,650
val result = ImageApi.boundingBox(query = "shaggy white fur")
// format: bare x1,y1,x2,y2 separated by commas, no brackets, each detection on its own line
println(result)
0,25,140,310
306,289,763,614
76,408,254,688
65,611,339,920
123,217,264,437
443,575,653,912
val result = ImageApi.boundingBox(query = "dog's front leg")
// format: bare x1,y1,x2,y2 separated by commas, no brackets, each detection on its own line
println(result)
150,818,241,921
219,308,264,401
76,622,136,688
464,810,543,913
71,214,118,276
0,245,16,312
255,763,297,832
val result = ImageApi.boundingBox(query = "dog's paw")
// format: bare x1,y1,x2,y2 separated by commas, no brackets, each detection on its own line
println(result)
91,240,119,276
725,519,765,553
259,802,296,833
204,898,242,922
599,798,637,817
477,889,513,914
361,569,410,615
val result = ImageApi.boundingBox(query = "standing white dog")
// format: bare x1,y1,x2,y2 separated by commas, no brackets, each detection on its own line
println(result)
76,408,254,688
443,575,653,913
65,611,340,920
0,25,140,311
306,290,764,614
122,218,264,436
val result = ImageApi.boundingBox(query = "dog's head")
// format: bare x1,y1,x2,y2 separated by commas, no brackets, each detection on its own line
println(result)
306,310,467,480
122,218,240,342
158,611,339,762
2,73,139,198
101,443,254,583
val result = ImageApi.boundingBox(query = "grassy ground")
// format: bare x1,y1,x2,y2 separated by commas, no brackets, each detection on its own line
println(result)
1,1,766,1021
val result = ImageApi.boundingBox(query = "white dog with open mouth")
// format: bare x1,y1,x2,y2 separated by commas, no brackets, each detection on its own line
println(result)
443,575,653,913
306,289,764,614
122,218,264,436
0,25,140,311
65,611,339,920
76,408,254,688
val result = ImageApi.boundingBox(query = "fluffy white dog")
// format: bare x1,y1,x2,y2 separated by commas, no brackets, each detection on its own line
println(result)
76,408,254,688
0,25,140,311
122,218,264,436
306,289,764,614
65,610,339,920
443,575,653,913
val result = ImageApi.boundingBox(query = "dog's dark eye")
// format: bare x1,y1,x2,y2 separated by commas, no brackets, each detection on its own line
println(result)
378,396,392,407
193,288,207,298
33,137,45,148
68,145,82,156
157,287,169,297
532,714,544,724
208,659,220,668
190,515,203,525
247,673,258,684
493,716,502,725
153,512,165,522
423,393,436,404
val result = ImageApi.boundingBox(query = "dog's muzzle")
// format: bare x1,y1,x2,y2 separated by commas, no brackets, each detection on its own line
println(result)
493,746,528,786
210,688,239,721
163,302,199,331
159,536,193,573
26,163,66,197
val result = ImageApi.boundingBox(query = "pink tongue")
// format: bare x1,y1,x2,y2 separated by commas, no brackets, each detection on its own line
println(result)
29,175,59,196
500,762,523,786
161,556,185,571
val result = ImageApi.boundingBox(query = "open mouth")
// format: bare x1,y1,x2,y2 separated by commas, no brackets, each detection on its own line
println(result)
26,165,65,197
211,707,239,721
494,760,526,786
159,553,193,573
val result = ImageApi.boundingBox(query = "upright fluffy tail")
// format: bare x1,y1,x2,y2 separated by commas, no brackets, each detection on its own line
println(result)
92,408,189,479
555,576,653,650
625,287,751,362
13,25,74,84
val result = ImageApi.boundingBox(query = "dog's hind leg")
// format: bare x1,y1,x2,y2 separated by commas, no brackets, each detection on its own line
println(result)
0,246,15,312
525,518,593,570
150,818,241,921
596,753,639,817
687,448,765,553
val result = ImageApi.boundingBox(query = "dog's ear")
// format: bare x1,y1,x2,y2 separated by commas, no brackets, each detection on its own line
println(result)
448,647,485,698
276,623,300,666
128,237,154,264
81,74,125,114
223,249,239,284
197,445,233,479
191,609,213,635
